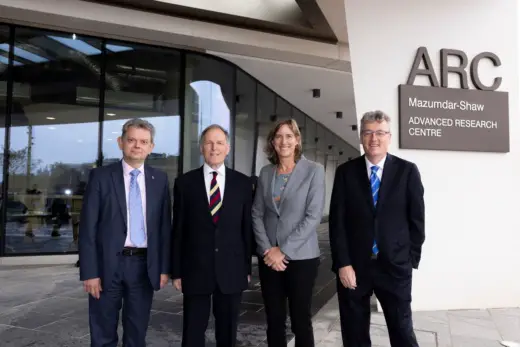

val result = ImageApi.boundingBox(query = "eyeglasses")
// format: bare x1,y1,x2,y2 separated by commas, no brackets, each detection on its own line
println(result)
361,130,390,137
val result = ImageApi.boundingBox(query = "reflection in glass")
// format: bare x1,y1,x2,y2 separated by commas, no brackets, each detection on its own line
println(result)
0,24,356,256
254,84,276,175
316,124,327,166
276,97,291,120
102,41,181,190
292,108,306,141
304,116,317,161
5,27,101,254
184,54,234,171
235,71,256,175
1,25,9,189
257,84,275,124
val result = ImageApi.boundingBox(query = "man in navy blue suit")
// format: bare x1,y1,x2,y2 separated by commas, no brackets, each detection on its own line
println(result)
79,118,172,347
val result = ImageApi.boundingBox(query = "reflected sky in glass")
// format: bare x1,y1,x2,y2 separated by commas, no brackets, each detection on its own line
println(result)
3,115,180,170
190,81,230,133
102,116,181,160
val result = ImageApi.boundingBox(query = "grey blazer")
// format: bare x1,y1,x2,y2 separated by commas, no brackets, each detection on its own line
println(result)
252,158,326,260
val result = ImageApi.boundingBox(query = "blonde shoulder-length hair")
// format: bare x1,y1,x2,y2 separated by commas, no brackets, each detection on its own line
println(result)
264,119,303,165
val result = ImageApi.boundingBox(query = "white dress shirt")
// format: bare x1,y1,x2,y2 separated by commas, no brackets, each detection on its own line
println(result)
203,163,226,202
365,155,386,180
122,160,148,248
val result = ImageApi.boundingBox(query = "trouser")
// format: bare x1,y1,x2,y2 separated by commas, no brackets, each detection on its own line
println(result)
336,260,419,347
182,289,242,347
259,257,320,347
89,253,154,347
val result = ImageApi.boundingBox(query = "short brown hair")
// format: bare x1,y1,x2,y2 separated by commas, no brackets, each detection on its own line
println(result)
264,119,303,165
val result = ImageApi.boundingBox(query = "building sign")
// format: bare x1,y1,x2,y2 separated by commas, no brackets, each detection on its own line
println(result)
398,47,509,152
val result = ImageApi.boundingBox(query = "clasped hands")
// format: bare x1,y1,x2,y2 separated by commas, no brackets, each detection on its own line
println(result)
263,247,289,271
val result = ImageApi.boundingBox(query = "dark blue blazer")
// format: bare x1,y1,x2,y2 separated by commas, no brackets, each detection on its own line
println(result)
329,154,425,279
79,161,172,290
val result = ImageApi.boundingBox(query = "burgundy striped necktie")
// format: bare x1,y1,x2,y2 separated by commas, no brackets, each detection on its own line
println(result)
209,172,222,224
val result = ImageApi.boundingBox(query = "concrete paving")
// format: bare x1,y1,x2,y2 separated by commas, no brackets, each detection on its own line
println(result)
3,220,518,347
312,294,520,347
0,224,337,346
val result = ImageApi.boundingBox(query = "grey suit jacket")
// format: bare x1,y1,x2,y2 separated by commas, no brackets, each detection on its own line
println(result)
252,158,326,260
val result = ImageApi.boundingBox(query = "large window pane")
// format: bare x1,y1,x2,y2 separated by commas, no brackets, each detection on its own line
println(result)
0,25,9,255
102,41,181,190
304,116,317,161
316,124,327,166
255,84,276,175
6,28,101,254
184,54,233,171
257,84,275,124
292,108,306,140
276,96,291,121
235,71,255,175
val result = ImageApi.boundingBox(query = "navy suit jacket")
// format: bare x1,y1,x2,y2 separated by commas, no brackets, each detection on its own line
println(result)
329,154,425,279
79,161,172,291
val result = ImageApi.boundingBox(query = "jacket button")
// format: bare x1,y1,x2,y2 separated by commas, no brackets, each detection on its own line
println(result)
215,248,219,252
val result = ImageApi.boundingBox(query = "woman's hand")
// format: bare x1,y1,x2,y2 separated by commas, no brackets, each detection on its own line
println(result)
264,247,289,271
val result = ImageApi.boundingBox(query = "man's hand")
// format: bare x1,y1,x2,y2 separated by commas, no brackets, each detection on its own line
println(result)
248,275,251,283
84,278,102,299
338,266,356,289
264,247,289,271
173,278,182,291
160,274,169,289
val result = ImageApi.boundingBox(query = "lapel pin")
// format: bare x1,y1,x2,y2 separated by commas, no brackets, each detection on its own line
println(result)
152,176,155,180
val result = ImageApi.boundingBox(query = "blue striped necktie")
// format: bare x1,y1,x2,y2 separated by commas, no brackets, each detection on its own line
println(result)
129,169,146,246
370,165,380,255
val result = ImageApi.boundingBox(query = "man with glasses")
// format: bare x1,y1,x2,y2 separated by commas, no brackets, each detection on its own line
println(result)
329,110,425,347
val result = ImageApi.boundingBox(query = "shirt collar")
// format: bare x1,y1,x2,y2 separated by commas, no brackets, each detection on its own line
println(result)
122,159,145,176
365,155,387,171
203,162,226,177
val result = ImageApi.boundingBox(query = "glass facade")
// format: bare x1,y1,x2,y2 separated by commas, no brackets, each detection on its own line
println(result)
0,23,355,257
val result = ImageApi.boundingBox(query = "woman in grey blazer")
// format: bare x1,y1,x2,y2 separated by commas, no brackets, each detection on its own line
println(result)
252,119,326,347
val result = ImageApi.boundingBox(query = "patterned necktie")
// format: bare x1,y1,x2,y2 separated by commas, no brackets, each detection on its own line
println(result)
209,172,222,224
129,169,146,246
370,165,380,255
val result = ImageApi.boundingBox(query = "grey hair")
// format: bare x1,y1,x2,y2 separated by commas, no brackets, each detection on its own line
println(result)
360,110,391,132
121,118,156,143
199,124,230,144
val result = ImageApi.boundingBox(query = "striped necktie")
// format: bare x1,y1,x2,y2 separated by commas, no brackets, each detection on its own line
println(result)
209,172,222,224
370,165,380,255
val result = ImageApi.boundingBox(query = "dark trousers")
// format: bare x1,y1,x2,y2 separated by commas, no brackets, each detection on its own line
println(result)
336,260,418,347
182,289,242,347
259,257,320,347
88,254,154,347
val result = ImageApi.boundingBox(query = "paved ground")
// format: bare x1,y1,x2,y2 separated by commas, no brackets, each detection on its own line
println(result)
0,224,337,346
311,294,520,347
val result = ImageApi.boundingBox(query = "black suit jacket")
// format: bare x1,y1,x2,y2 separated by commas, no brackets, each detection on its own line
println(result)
79,161,172,290
171,166,253,295
329,154,425,279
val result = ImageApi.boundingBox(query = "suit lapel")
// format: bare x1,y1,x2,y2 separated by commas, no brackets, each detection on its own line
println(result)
111,162,127,227
278,159,306,213
267,165,279,215
197,167,214,224
144,165,155,233
218,167,234,223
356,156,376,213
376,154,397,212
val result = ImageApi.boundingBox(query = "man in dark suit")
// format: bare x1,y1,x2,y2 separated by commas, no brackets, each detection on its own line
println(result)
329,110,425,347
79,118,171,347
172,124,252,347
